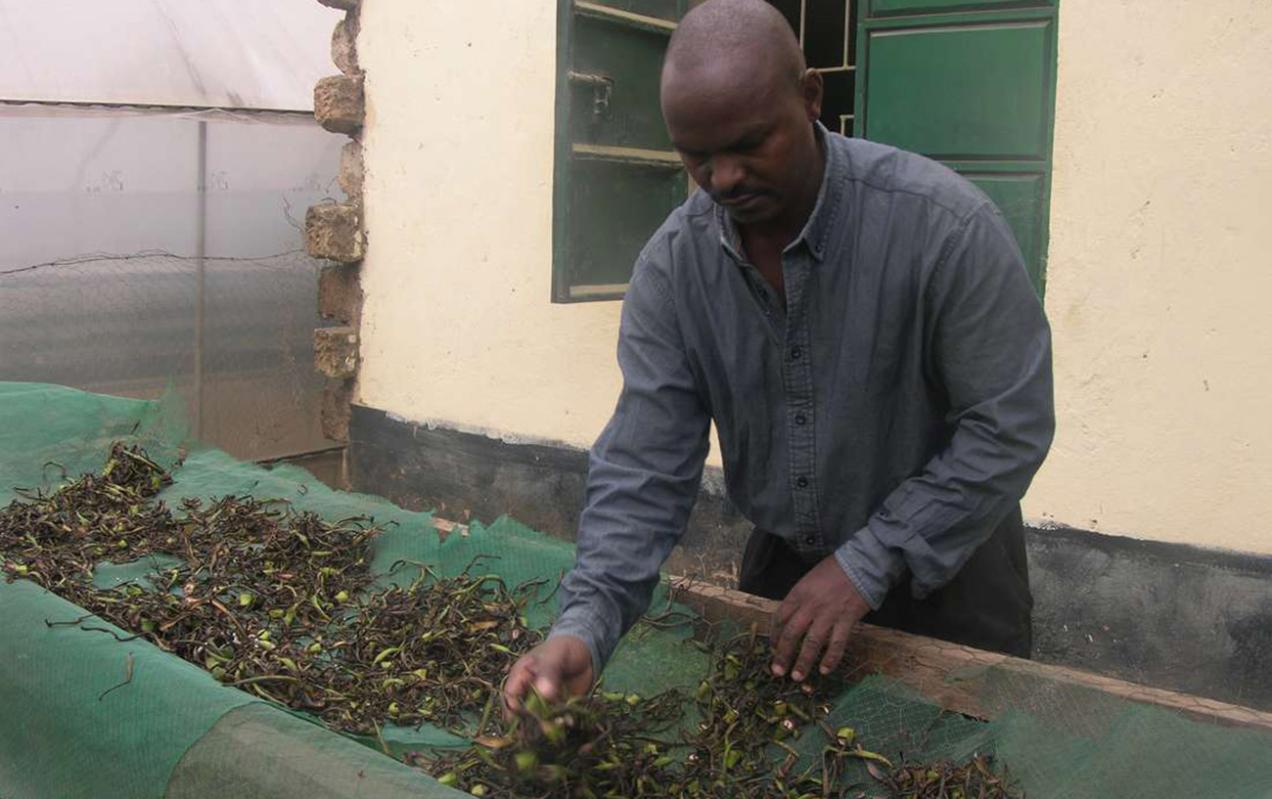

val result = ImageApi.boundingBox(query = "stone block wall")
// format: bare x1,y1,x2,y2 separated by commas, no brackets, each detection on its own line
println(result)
306,0,366,445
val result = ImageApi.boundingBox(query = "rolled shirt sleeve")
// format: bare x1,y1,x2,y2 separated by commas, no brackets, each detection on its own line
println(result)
549,257,711,675
834,203,1055,606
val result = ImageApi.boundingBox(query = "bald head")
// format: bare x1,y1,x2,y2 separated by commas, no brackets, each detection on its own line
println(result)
659,0,824,231
663,0,806,100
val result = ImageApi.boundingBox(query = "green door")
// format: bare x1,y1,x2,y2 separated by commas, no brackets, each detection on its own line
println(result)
552,1,689,303
854,0,1059,293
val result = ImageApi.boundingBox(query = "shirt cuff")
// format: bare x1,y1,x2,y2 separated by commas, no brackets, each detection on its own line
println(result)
834,525,906,611
547,610,607,681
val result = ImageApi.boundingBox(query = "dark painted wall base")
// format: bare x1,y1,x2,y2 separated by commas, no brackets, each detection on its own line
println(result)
349,404,1272,711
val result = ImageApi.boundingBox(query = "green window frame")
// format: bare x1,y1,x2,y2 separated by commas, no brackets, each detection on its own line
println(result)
551,1,690,303
549,0,1056,300
767,0,862,136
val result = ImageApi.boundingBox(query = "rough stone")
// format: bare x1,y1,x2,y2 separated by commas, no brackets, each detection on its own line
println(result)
331,15,359,75
305,202,364,263
314,74,363,135
321,379,354,442
317,0,358,11
314,326,359,380
338,140,364,202
318,263,361,324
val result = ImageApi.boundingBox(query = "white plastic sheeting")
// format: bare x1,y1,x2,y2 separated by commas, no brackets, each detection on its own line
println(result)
0,106,344,461
0,0,342,110
0,3,346,460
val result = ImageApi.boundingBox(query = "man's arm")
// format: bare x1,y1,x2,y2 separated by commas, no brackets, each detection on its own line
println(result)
505,257,711,705
837,201,1055,605
773,202,1055,679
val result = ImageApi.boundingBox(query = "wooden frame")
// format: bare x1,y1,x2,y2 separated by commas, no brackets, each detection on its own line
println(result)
670,579,1272,733
430,513,1272,731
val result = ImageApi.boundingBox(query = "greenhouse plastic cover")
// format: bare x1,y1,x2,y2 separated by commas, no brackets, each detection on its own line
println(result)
0,106,343,462
0,0,341,110
1,382,1271,798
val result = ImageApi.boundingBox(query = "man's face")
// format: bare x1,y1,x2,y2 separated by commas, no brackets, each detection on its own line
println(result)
661,66,823,226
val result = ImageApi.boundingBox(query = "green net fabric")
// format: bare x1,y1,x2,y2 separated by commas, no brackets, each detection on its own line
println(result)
1,383,1270,798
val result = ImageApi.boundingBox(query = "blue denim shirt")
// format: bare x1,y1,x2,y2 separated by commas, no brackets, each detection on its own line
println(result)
551,126,1055,673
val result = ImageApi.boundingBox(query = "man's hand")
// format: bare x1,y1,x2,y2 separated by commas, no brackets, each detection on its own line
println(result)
502,635,594,716
770,554,870,681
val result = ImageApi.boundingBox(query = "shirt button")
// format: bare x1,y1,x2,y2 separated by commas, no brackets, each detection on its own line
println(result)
804,535,816,546
794,413,807,426
796,475,808,488
790,347,802,360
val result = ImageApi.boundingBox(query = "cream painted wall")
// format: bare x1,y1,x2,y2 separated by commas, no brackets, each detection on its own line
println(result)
1025,1,1272,553
357,0,628,451
357,0,1271,555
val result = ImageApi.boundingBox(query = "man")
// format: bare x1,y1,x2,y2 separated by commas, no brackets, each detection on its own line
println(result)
505,0,1053,708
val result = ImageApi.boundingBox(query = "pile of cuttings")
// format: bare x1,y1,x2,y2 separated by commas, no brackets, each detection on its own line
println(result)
861,753,1021,799
414,688,686,798
414,632,1021,798
0,443,543,735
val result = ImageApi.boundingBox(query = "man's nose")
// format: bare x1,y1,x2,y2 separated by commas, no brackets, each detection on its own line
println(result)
707,155,745,197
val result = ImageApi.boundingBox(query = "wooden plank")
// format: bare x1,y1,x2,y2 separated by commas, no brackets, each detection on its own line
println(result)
571,142,684,168
574,1,678,34
669,579,1272,733
431,516,469,541
568,282,630,299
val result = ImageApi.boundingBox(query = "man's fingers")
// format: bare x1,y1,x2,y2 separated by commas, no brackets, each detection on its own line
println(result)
772,594,799,639
502,636,593,720
819,619,853,676
501,656,537,717
771,606,814,677
534,673,562,702
791,617,832,682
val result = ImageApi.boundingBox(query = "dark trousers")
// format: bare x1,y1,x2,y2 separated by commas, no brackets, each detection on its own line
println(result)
738,506,1033,658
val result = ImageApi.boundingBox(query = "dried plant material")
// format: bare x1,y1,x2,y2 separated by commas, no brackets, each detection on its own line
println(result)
0,444,541,734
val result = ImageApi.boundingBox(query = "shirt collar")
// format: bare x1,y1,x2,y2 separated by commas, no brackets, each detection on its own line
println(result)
716,121,842,263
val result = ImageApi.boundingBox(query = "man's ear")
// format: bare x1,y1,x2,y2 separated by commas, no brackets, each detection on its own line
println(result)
801,68,824,122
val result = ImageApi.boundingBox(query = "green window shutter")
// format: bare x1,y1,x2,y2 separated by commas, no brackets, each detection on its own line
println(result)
854,0,1059,294
552,1,689,303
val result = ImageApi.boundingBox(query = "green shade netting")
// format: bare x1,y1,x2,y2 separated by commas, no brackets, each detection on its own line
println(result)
2,383,1272,799
0,384,705,798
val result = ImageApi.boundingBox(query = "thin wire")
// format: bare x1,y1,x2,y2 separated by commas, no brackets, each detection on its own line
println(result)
0,248,308,278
